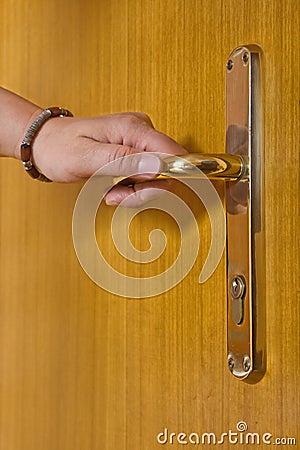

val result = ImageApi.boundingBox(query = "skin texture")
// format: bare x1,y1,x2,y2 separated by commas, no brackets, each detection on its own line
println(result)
0,87,186,206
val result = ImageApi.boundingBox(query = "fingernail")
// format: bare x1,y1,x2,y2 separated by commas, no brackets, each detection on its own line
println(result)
105,198,119,206
138,189,155,203
137,153,164,177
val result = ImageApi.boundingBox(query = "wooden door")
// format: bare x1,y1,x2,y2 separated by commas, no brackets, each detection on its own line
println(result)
0,1,299,449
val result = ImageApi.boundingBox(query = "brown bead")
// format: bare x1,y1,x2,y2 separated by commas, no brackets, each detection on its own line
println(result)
21,143,31,162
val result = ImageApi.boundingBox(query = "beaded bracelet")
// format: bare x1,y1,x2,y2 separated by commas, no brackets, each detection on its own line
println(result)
20,106,73,182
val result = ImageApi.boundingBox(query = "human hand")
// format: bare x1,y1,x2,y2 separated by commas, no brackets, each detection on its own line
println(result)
32,111,186,206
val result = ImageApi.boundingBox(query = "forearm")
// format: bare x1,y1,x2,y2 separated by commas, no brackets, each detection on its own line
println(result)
0,87,42,159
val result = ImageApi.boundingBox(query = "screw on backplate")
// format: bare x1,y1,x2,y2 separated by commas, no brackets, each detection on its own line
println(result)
230,275,246,299
228,356,235,371
226,59,233,71
242,52,249,64
243,355,251,372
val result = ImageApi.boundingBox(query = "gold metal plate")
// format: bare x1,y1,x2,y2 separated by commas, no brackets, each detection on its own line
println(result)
226,45,265,382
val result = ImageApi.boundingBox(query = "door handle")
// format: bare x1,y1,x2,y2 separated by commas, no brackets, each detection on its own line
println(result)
159,45,265,384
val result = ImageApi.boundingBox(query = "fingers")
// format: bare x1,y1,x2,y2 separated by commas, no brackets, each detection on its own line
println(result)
105,179,175,208
71,126,186,180
119,113,187,156
77,112,187,157
70,139,166,179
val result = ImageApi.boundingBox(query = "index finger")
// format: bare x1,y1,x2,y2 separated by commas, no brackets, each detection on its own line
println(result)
138,127,188,155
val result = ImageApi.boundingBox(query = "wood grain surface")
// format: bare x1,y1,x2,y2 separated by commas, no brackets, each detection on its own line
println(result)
0,1,299,449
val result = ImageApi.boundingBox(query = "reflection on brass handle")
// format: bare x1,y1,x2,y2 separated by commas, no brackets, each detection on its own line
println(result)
159,153,248,181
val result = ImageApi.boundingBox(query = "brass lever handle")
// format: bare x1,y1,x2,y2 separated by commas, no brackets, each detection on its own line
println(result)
159,153,248,181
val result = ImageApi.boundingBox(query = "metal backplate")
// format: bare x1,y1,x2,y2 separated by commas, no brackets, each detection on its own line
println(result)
226,45,265,383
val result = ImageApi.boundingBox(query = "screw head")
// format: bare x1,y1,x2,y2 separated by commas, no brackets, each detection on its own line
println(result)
243,355,251,372
242,52,249,64
228,356,235,371
230,275,246,299
226,59,233,71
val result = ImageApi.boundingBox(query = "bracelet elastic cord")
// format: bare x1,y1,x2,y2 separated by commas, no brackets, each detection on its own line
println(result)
20,106,73,182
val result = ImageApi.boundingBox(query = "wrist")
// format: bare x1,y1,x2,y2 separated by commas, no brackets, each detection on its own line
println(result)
0,87,44,159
